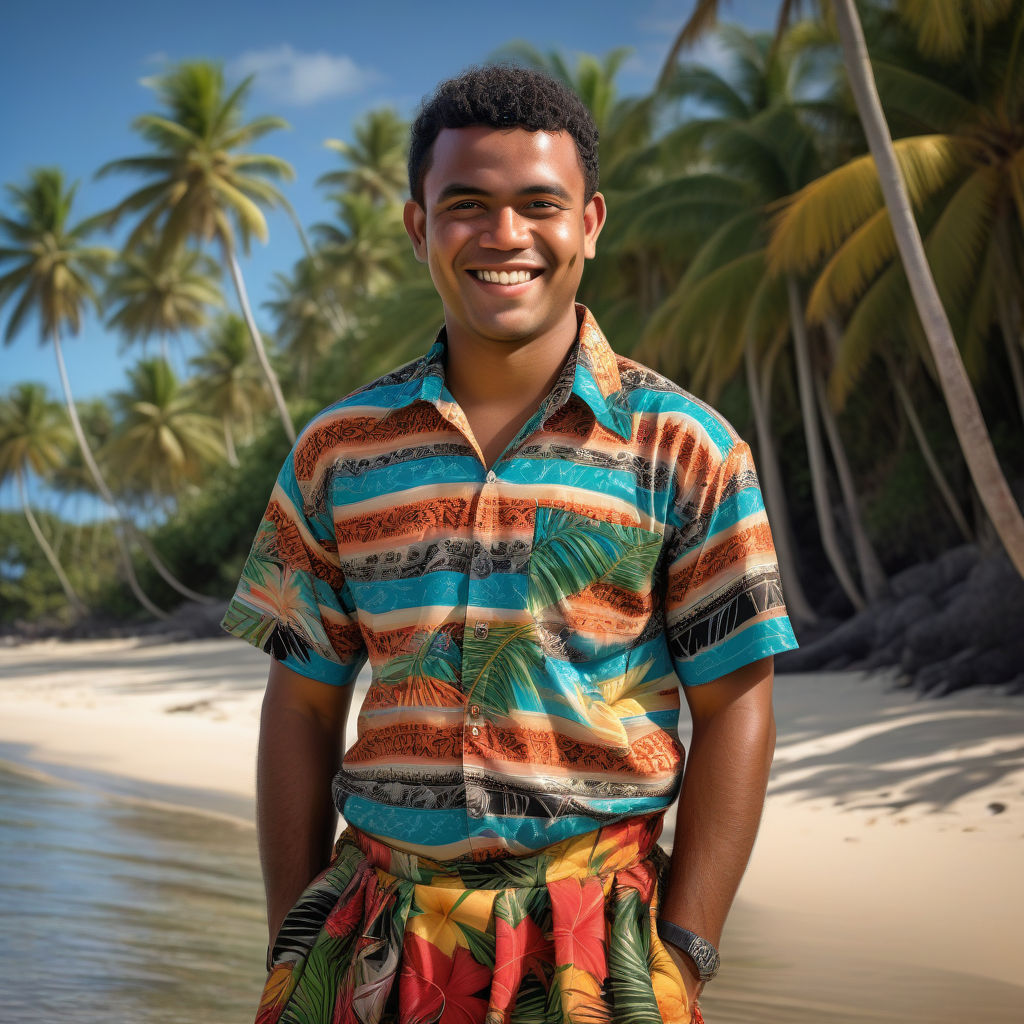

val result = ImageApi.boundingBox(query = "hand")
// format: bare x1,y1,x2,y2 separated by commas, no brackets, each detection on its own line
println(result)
664,940,703,1012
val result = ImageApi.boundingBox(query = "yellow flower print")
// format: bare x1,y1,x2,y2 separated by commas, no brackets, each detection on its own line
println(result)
407,884,495,957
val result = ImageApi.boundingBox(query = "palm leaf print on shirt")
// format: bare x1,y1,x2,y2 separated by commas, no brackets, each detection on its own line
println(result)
377,627,464,707
463,623,545,717
528,506,662,614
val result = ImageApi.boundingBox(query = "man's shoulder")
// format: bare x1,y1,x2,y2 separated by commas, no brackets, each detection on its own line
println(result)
613,352,742,456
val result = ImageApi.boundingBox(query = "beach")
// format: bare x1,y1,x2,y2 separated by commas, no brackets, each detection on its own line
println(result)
1,636,1022,1022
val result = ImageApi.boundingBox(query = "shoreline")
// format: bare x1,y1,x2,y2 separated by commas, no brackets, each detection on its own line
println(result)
2,637,1023,998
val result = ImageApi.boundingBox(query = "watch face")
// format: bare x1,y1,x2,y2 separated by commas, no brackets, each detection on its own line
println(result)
689,935,720,979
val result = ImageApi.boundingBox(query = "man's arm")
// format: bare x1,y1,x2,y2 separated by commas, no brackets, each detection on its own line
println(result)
257,658,355,947
660,655,777,1003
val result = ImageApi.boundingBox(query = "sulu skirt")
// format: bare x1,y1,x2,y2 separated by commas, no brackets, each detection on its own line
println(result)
257,812,704,1024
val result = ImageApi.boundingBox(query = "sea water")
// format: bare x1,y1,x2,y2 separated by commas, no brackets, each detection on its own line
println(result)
0,763,266,1023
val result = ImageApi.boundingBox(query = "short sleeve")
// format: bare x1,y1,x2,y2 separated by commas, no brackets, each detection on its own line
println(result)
220,447,366,686
663,439,798,685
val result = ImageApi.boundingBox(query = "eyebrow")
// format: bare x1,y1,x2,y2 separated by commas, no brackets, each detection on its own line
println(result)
435,182,574,204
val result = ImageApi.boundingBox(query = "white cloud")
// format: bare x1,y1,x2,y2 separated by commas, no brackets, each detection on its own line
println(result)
226,44,377,106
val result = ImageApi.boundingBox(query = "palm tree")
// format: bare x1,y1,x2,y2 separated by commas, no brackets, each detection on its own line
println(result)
265,258,343,393
105,242,223,360
662,0,1024,577
0,167,168,618
0,383,86,615
189,313,268,466
318,107,408,207
313,193,407,304
107,357,224,502
98,60,297,443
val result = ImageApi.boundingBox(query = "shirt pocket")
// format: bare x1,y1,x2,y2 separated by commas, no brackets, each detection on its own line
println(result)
528,503,664,654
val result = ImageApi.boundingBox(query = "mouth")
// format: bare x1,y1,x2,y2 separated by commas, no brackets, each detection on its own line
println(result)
469,268,543,286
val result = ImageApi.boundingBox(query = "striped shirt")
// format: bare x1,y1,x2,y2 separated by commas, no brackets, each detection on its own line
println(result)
222,306,798,859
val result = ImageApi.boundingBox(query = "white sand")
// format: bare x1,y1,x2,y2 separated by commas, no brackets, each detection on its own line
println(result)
1,637,1022,1001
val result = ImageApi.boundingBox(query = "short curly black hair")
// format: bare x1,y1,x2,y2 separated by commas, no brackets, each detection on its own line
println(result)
408,65,599,206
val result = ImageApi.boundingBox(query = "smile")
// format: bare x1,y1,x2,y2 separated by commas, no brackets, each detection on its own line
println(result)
472,269,540,284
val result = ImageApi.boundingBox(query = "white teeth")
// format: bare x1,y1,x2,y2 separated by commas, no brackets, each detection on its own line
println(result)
474,269,535,284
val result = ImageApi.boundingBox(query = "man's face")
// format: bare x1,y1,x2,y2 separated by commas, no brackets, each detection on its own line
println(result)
404,126,606,349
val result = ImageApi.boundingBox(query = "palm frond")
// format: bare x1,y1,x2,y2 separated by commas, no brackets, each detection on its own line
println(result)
528,507,661,613
768,135,966,273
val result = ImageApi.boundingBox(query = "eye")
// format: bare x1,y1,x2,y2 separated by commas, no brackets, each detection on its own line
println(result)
449,200,480,211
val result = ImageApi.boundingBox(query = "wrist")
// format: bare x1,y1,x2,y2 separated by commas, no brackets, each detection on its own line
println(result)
656,918,721,983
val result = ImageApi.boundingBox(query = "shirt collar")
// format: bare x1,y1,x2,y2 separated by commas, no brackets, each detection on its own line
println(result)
394,304,632,441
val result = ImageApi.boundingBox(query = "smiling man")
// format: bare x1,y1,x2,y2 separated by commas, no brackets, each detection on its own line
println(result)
223,66,798,1024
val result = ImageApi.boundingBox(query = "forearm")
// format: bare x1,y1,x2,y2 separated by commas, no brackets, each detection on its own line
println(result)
257,665,349,944
662,697,775,946
660,653,776,974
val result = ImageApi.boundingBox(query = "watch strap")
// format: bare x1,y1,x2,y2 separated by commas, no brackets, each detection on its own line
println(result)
656,919,721,983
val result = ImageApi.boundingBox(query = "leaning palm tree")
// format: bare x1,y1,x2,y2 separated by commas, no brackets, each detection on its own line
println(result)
661,0,1024,577
0,383,86,615
105,241,223,360
98,60,297,443
107,357,224,503
189,313,268,466
0,167,168,618
318,107,408,207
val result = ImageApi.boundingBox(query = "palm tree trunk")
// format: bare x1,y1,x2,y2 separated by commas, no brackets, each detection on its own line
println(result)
813,365,888,601
887,359,973,542
52,331,169,620
223,414,239,468
787,275,866,612
16,470,87,616
832,0,1024,579
223,239,296,444
995,290,1024,428
744,337,817,625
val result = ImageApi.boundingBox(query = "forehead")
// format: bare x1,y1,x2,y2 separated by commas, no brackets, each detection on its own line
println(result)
422,126,585,201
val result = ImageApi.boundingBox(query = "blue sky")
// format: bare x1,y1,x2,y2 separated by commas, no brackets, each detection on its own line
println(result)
0,0,776,513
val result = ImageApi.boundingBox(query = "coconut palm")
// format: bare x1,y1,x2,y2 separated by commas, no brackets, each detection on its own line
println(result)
0,167,170,618
313,193,408,304
318,108,408,207
265,258,344,393
98,60,297,443
105,242,223,360
107,357,224,502
662,0,1024,577
189,313,268,466
633,25,877,614
0,383,86,615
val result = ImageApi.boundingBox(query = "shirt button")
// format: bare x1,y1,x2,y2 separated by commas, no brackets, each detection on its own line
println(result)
471,726,480,736
473,621,489,639
470,704,480,717
485,470,497,483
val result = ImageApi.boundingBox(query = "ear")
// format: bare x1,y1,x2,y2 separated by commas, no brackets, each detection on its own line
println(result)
582,191,607,260
403,199,428,262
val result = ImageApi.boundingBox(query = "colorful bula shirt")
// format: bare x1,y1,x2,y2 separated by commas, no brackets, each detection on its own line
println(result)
222,305,798,860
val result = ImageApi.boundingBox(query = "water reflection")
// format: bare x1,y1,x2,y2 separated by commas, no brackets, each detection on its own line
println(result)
0,764,266,1023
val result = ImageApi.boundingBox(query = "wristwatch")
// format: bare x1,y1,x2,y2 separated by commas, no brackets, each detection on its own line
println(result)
656,919,721,983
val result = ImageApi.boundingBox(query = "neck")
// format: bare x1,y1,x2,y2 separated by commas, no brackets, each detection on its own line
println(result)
443,306,580,413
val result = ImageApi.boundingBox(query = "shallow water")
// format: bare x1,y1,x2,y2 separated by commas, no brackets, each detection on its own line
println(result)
0,763,266,1023
1,761,1021,1024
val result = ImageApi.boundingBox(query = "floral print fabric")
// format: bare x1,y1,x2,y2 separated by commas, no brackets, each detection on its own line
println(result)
259,813,704,1024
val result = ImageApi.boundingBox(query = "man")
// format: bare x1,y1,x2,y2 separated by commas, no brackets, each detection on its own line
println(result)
223,65,798,1024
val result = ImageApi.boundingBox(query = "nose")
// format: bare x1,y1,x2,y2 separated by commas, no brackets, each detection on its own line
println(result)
480,206,530,249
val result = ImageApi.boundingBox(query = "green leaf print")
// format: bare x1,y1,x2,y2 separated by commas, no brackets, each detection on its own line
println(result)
462,623,545,717
528,507,662,614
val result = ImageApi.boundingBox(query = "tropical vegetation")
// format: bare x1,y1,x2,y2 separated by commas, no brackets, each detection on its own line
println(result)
1,1,1022,630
